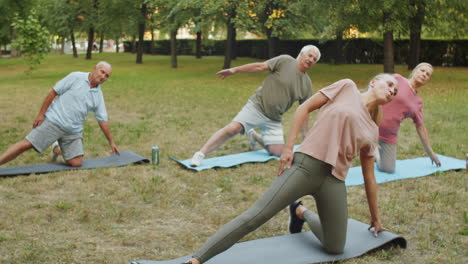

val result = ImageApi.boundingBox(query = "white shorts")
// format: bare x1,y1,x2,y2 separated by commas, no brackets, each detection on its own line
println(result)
233,100,284,145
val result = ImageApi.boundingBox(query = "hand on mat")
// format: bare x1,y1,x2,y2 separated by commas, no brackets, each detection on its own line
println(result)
278,148,294,176
216,68,234,79
33,114,45,128
368,220,389,237
429,152,441,167
110,143,120,155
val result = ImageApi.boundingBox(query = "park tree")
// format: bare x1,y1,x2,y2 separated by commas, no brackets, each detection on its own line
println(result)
414,0,468,67
38,0,83,57
99,0,140,53
176,0,213,59
11,9,50,73
152,0,193,68
243,0,309,58
352,0,409,73
299,0,362,64
80,0,99,60
0,0,35,57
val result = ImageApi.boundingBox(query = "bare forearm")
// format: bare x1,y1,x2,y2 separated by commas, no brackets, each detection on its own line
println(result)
361,154,380,222
231,62,269,74
99,122,114,144
285,106,309,150
37,89,57,116
416,124,434,154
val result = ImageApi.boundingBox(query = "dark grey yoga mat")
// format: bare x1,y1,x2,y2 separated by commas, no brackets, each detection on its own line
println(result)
130,218,406,264
0,150,149,177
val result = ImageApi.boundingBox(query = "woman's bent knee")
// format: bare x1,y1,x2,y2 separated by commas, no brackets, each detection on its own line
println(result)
377,163,395,173
324,244,344,255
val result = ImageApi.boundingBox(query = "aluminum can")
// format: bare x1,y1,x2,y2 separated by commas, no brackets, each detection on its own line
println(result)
152,145,159,165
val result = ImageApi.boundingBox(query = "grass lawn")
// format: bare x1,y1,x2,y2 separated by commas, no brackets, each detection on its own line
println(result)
0,53,466,264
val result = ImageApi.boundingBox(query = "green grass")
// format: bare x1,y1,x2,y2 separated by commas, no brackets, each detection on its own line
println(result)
0,53,467,264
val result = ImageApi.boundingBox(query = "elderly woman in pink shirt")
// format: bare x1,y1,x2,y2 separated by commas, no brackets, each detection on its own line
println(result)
377,63,441,173
180,74,398,264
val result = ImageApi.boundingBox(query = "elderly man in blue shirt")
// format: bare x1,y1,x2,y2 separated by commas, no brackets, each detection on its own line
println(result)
0,61,119,167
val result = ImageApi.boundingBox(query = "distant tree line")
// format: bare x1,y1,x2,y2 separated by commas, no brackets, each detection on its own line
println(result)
0,0,466,71
124,38,468,66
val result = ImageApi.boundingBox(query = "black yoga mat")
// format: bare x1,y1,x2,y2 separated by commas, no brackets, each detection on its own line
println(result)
130,218,406,264
0,150,149,177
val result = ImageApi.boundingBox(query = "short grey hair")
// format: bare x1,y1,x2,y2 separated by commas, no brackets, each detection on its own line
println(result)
297,45,321,62
96,61,112,70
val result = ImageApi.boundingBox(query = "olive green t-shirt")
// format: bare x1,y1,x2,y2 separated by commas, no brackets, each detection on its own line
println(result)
249,55,313,122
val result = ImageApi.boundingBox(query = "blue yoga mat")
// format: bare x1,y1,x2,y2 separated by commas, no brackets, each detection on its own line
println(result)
345,154,464,186
172,151,464,185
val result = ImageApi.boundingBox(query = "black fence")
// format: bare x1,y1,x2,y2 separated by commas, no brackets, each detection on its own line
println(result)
124,39,467,66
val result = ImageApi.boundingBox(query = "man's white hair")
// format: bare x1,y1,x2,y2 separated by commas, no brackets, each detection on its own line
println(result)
96,61,112,70
297,45,321,62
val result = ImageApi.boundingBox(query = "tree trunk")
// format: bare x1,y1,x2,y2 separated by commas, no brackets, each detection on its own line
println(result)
136,3,147,64
408,0,425,69
334,30,345,64
99,32,104,53
150,26,155,55
223,16,236,69
115,38,120,53
196,31,202,59
86,27,94,60
131,34,136,53
383,11,394,73
232,29,237,60
170,29,177,68
267,36,279,58
11,29,20,57
86,0,98,60
60,37,65,54
70,28,78,58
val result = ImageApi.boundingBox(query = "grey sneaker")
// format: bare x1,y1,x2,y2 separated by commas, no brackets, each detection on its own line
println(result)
189,151,205,167
247,128,258,149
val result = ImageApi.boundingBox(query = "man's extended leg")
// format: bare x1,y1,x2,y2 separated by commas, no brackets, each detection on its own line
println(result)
190,122,244,166
0,139,34,166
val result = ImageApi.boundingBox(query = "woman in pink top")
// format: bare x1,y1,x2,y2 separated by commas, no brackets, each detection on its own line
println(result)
377,63,441,173
180,74,398,264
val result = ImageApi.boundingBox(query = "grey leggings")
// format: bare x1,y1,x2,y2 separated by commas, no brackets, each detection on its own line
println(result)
376,140,397,173
193,152,348,263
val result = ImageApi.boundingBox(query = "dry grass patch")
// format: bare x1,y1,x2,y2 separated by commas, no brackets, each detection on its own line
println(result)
0,54,466,263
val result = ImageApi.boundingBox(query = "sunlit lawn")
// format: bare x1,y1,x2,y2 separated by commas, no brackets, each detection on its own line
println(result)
0,53,466,263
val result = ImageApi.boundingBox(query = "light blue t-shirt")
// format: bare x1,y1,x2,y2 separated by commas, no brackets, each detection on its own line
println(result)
45,72,108,133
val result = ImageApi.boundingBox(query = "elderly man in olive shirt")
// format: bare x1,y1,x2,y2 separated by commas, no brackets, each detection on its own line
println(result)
190,45,321,167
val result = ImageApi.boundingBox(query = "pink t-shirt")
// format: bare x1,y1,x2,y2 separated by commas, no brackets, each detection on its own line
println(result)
297,79,378,181
379,74,423,145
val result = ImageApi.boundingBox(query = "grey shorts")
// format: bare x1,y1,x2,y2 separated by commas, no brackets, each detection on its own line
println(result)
233,100,284,145
25,118,84,161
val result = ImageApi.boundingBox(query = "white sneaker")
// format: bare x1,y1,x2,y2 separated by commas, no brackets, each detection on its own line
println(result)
51,141,61,162
189,151,205,167
247,129,258,149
